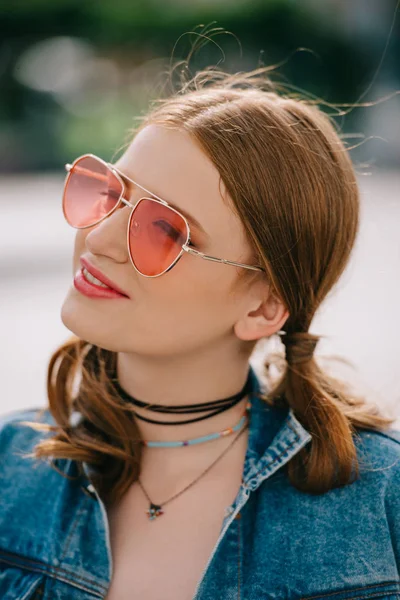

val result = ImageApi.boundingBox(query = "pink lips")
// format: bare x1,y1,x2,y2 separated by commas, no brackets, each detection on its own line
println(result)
74,257,130,299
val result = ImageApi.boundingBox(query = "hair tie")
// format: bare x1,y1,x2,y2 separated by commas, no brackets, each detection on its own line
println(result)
277,330,320,366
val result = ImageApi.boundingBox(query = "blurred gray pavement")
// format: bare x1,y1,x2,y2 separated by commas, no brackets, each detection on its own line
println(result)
1,169,400,425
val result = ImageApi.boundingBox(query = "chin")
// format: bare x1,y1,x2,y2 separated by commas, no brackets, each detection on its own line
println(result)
60,293,103,345
61,293,138,354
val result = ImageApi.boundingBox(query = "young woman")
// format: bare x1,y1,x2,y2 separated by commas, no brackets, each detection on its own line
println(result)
1,66,399,600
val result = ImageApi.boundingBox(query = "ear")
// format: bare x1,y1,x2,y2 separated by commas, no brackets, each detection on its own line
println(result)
234,286,289,342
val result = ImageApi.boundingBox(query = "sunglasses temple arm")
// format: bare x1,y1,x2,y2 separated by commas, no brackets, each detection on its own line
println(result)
183,245,264,272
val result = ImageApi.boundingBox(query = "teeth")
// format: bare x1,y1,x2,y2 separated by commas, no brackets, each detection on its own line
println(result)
82,267,111,289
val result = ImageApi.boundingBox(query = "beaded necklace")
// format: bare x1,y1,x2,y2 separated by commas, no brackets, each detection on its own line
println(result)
142,402,251,447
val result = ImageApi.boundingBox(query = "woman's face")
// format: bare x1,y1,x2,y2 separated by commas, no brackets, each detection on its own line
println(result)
61,124,263,357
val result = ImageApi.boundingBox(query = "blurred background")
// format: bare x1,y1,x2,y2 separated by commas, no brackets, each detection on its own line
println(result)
1,0,399,422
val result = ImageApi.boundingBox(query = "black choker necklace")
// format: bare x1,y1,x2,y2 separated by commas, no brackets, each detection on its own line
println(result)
111,369,253,426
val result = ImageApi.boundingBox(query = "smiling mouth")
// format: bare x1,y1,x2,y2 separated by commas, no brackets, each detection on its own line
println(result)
81,267,114,289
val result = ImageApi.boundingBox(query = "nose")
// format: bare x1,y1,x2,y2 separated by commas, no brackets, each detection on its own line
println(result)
84,201,131,263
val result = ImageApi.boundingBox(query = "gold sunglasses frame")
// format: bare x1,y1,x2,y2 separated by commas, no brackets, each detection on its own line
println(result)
64,153,266,278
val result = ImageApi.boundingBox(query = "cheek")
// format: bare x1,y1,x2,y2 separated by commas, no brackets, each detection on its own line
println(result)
139,259,241,333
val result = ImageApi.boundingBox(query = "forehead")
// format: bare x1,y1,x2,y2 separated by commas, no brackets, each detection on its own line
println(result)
113,125,248,252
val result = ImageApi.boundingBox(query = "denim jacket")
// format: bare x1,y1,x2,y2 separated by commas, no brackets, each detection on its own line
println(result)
1,365,400,600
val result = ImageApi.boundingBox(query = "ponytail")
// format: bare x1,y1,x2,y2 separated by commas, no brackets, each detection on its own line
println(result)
261,330,396,494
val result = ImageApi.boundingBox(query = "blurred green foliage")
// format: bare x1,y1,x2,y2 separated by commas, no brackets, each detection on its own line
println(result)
0,0,398,171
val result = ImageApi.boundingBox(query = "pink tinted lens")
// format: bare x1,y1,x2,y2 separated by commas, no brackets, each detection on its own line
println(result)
129,199,188,276
63,156,123,227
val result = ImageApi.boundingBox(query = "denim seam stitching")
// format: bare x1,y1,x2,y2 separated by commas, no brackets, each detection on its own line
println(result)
237,510,242,600
0,556,105,597
304,592,400,600
51,494,108,595
301,580,400,600
0,550,107,591
0,549,102,587
352,593,400,600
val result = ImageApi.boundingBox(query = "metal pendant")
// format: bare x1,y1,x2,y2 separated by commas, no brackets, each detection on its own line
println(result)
146,503,164,520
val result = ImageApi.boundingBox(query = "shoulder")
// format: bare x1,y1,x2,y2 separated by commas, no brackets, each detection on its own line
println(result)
351,426,400,565
0,407,57,471
353,425,400,502
354,425,400,463
0,410,98,595
0,406,54,425
0,406,55,430
0,407,85,515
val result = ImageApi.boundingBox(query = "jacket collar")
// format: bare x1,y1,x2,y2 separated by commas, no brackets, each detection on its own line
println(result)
242,364,312,491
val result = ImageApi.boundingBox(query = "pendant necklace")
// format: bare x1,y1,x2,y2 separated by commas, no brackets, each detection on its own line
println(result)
137,420,249,521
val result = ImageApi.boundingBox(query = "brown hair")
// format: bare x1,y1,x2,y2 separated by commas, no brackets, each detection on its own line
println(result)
22,65,396,507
